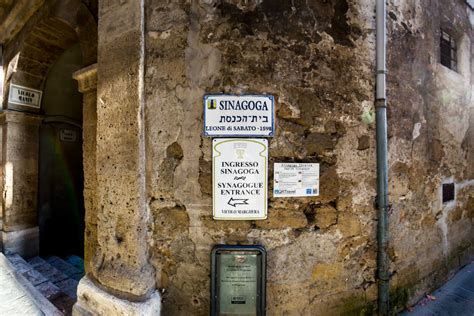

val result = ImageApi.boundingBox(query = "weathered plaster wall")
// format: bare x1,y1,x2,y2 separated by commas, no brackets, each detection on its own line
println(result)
145,0,378,314
144,0,473,314
386,0,474,309
2,0,473,314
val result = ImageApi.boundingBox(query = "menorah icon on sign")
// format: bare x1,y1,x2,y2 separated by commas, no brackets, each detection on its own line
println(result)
236,149,245,159
207,99,216,109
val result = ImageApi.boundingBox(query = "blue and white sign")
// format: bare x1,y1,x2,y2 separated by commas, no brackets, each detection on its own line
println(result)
273,163,320,197
204,94,274,137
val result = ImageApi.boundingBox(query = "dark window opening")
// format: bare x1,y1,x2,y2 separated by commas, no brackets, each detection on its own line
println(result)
440,30,457,71
442,183,455,203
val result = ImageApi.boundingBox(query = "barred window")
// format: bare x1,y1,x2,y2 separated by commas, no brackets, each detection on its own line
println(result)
440,30,457,72
442,183,455,203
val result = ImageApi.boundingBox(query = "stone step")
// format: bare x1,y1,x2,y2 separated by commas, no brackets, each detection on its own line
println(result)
35,281,61,299
8,254,84,307
21,266,48,286
6,253,81,315
49,292,76,315
28,256,48,268
6,254,49,287
55,278,79,299
6,254,33,274
65,255,84,274
7,254,65,302
46,256,81,278
27,257,69,284
0,253,62,316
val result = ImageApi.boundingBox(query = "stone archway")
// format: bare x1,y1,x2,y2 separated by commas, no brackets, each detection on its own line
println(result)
2,1,161,313
0,1,97,260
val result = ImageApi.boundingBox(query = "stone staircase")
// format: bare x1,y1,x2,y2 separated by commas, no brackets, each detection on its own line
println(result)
6,254,85,315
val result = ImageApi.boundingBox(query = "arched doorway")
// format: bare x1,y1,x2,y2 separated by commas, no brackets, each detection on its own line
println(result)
0,1,98,313
1,4,98,259
38,43,85,258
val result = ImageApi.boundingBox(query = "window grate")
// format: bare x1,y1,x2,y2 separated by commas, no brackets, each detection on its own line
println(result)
440,30,457,72
442,183,455,203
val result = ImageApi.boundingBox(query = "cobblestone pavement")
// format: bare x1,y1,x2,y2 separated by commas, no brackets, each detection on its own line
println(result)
400,262,474,316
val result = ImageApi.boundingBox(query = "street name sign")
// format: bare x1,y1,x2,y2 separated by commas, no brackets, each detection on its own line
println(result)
204,94,274,137
8,84,42,108
273,163,320,197
59,129,78,142
213,138,268,220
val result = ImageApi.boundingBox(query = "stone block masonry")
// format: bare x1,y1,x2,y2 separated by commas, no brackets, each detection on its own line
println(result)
0,0,472,314
145,0,378,314
0,111,42,258
144,0,473,314
73,0,161,314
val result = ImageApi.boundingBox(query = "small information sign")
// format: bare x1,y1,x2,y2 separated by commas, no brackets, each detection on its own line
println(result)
273,163,320,197
219,253,258,314
211,245,266,316
8,84,42,108
59,129,78,142
204,94,274,137
213,138,268,220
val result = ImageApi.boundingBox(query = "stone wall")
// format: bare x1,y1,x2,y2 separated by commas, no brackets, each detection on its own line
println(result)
0,0,472,314
145,0,379,314
0,111,42,257
386,0,474,310
144,0,473,314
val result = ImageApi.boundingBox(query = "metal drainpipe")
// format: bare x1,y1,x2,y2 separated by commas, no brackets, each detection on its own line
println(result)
376,0,389,314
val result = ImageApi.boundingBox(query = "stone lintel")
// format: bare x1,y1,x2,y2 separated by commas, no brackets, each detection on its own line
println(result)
73,63,98,93
73,276,161,316
0,110,43,126
1,226,39,258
